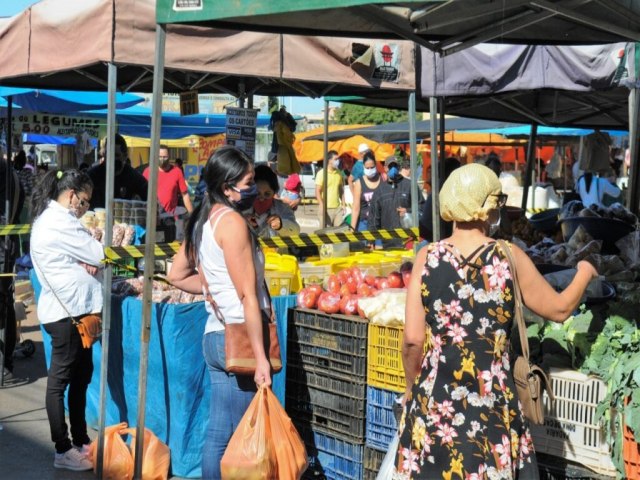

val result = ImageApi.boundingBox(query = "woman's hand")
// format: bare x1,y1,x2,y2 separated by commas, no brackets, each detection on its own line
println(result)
577,259,599,280
267,215,282,231
80,262,98,276
254,358,272,387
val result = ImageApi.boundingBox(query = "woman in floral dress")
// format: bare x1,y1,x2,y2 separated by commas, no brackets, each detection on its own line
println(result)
395,164,598,479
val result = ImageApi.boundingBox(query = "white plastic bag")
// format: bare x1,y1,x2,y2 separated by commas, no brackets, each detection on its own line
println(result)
376,434,399,480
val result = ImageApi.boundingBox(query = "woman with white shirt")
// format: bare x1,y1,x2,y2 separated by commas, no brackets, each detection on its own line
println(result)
576,170,622,207
167,146,272,479
30,169,103,472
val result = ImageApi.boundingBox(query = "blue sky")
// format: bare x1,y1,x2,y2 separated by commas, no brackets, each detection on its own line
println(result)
0,0,325,114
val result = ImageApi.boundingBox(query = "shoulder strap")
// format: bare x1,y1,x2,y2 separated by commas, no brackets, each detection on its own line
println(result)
497,240,529,361
197,261,227,325
209,206,233,233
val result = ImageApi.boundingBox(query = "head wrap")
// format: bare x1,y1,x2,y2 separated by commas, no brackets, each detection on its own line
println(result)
439,163,502,222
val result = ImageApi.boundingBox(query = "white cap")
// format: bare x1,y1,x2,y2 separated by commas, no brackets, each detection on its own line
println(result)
358,143,370,154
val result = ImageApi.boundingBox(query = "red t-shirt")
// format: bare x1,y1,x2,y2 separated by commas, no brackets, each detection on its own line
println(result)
142,165,188,214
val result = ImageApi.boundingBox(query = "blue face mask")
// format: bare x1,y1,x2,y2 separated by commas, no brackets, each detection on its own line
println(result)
388,166,399,181
231,184,259,211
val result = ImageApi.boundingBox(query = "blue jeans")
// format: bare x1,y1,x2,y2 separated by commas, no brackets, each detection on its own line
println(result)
201,331,257,480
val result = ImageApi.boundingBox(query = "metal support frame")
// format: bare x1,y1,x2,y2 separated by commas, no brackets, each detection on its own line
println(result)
438,98,447,238
96,63,117,478
0,97,13,387
430,96,440,241
133,24,166,480
628,86,640,214
322,100,329,229
521,124,539,212
408,92,418,238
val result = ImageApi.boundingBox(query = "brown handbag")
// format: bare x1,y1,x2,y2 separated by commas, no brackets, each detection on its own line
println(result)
198,265,282,376
498,240,554,425
72,314,103,349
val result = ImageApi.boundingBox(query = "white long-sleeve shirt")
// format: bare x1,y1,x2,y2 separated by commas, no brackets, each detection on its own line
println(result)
31,200,104,324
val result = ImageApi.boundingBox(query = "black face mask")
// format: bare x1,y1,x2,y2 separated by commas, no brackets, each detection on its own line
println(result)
232,184,259,211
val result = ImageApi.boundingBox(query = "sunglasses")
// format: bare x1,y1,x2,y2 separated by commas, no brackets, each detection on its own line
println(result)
482,193,508,209
74,192,90,208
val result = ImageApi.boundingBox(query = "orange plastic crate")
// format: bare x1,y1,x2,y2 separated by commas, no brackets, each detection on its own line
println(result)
624,413,640,479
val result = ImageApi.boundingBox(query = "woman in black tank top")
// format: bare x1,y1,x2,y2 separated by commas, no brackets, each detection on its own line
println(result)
350,154,381,231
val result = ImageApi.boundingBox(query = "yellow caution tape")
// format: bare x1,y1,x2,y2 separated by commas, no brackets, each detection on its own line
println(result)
0,224,31,235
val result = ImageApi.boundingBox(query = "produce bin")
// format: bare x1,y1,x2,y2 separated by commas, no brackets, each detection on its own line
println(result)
529,368,616,477
365,386,399,452
297,424,364,480
364,446,386,480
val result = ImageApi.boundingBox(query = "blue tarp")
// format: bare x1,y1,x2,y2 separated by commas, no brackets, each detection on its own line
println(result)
22,134,99,146
87,105,271,139
32,270,295,478
0,88,144,113
461,125,629,137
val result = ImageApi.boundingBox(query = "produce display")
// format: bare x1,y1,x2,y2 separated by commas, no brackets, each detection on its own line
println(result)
87,223,136,246
296,261,412,320
112,277,204,304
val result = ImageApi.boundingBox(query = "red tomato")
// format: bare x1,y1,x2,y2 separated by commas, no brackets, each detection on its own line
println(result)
364,275,377,286
346,276,358,294
357,282,372,297
387,271,404,289
337,269,351,285
340,284,351,297
297,288,318,309
376,277,390,290
402,271,412,288
317,292,341,314
307,284,324,297
350,266,364,284
326,275,341,294
340,294,359,316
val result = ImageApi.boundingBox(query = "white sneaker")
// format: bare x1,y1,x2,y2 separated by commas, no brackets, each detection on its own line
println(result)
54,448,93,471
75,443,92,457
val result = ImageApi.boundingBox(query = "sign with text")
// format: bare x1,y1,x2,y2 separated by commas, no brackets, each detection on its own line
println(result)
10,113,104,138
193,134,226,164
179,90,199,116
225,107,257,160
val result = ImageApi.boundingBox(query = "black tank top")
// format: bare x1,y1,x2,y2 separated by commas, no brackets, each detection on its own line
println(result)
359,178,379,220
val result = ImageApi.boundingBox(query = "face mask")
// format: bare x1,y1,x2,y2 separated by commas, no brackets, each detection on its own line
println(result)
388,166,399,181
332,159,341,169
364,167,378,178
231,184,259,211
253,197,273,215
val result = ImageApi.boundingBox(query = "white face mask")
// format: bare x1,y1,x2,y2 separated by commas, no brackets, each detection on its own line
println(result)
364,167,378,178
488,210,501,237
332,159,340,169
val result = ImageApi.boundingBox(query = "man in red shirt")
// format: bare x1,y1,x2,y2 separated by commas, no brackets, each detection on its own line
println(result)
143,145,193,215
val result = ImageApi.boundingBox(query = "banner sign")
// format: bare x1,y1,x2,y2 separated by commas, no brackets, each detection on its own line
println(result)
10,113,104,138
179,90,199,116
372,42,401,82
225,107,257,160
194,134,226,164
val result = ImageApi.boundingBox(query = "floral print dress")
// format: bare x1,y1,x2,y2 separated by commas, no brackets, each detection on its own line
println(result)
394,241,538,480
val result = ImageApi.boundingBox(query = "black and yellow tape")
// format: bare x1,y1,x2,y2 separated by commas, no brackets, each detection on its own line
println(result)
0,224,31,235
102,228,419,260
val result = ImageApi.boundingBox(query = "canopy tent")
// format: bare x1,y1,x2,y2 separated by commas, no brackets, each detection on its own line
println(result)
466,125,629,138
0,87,144,113
156,0,640,48
304,117,522,143
0,0,415,98
87,105,271,139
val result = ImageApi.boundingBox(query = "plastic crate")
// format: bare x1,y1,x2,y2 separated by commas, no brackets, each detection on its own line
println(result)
363,446,386,480
299,262,331,287
367,323,429,393
365,386,399,452
624,418,640,480
297,425,364,480
288,309,368,380
265,270,294,296
530,369,616,477
111,259,136,278
287,363,366,400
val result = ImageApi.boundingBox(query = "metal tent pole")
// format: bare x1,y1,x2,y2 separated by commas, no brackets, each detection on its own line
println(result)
0,97,12,387
96,62,118,478
429,97,440,241
133,24,165,480
521,124,538,212
322,100,329,229
438,98,447,239
408,92,418,237
628,85,640,215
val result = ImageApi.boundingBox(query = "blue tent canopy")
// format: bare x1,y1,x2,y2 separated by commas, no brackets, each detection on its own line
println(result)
88,105,270,139
461,125,628,138
23,134,99,146
0,87,144,113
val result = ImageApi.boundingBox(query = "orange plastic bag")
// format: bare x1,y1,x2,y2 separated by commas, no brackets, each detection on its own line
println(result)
220,386,277,480
123,427,171,480
89,422,134,480
264,387,308,480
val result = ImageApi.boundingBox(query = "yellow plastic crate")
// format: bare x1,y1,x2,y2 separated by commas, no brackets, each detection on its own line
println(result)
264,252,301,292
367,323,430,393
264,271,294,297
298,262,331,287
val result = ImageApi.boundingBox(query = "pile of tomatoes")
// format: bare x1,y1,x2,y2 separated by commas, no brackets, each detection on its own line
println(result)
296,262,413,316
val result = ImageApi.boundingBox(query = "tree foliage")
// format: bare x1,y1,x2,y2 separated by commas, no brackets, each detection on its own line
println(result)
334,103,410,125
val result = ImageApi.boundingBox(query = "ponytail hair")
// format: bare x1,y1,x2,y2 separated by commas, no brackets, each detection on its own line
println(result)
31,169,93,219
184,146,253,265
